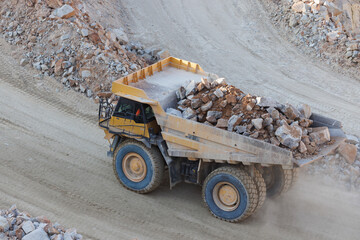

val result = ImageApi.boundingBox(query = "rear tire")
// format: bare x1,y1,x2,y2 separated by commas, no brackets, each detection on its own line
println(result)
244,166,266,213
290,168,299,188
202,166,258,222
262,165,292,198
113,139,164,193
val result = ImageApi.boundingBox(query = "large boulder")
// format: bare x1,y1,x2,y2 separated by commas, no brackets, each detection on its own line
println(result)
0,216,9,232
337,143,358,164
166,108,182,117
22,228,50,240
52,4,76,19
111,28,129,44
309,127,330,145
275,121,302,149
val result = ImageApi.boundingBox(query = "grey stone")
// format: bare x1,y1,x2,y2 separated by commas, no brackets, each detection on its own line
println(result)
289,15,299,27
53,4,75,19
41,64,48,71
22,220,35,234
346,135,359,145
185,80,197,96
0,216,9,232
23,228,50,240
216,118,228,128
20,58,29,66
67,66,74,74
345,50,352,58
270,137,280,146
214,88,224,98
215,78,227,86
33,62,41,70
298,104,312,119
246,103,254,111
200,101,213,112
79,84,86,93
256,96,278,108
81,70,91,79
270,109,280,119
235,125,247,134
207,111,222,120
176,86,186,100
62,61,72,69
191,99,202,109
187,95,194,100
86,89,93,98
275,121,302,149
353,50,359,58
298,141,307,153
251,118,263,130
309,127,331,145
166,108,182,117
250,132,259,139
80,28,88,37
201,77,211,89
182,108,196,119
156,49,170,59
130,64,138,71
263,117,273,126
60,34,71,41
228,115,240,131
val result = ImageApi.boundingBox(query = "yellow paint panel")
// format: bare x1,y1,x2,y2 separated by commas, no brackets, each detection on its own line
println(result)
111,116,149,138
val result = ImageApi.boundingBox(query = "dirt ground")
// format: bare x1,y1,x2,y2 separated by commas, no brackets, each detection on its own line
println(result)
1,0,360,239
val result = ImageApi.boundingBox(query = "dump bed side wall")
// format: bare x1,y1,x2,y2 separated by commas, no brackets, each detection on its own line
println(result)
156,114,294,168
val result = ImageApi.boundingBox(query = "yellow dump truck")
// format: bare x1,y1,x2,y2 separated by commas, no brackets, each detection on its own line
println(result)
98,57,346,222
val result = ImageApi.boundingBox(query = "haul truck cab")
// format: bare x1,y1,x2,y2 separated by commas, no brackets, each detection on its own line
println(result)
98,57,346,222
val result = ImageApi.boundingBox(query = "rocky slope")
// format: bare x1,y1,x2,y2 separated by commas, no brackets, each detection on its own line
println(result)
264,0,360,75
0,0,166,100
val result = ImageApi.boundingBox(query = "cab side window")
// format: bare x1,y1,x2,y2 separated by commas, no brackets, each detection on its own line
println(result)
144,105,155,122
134,103,144,123
113,98,155,123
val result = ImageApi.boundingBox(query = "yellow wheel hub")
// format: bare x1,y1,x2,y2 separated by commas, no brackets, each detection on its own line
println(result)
122,153,147,182
213,182,240,211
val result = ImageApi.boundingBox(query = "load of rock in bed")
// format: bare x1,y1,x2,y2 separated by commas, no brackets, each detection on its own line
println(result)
0,205,81,240
166,77,333,159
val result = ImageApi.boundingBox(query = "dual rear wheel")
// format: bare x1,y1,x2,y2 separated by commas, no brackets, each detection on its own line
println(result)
112,140,298,222
202,165,298,222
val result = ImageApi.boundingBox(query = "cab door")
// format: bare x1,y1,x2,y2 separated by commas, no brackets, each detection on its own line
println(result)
111,98,147,138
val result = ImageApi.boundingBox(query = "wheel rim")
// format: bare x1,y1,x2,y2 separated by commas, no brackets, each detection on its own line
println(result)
122,153,147,182
263,167,275,190
213,182,240,211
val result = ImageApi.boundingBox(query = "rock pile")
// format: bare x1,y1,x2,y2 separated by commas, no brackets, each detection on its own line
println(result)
0,205,82,240
0,0,165,99
167,76,334,158
266,0,360,69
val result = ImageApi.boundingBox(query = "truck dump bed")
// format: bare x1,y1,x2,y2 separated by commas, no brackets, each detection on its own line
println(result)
111,57,346,169
130,67,203,110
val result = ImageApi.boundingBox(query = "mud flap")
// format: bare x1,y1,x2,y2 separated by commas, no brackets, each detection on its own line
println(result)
107,135,121,158
157,139,182,188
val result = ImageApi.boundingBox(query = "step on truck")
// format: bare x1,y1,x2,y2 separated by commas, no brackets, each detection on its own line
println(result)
98,57,346,222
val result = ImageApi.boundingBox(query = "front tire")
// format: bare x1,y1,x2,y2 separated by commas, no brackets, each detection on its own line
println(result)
202,166,258,222
113,139,164,193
